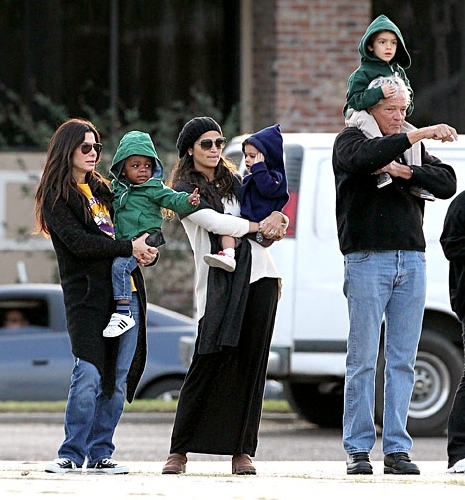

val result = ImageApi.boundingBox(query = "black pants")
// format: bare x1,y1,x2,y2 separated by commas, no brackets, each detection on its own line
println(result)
169,277,278,456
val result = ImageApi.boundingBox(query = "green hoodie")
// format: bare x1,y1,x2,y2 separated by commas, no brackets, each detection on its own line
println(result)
109,131,196,240
343,14,414,116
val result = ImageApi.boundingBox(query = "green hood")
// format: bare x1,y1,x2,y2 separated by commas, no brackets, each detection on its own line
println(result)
110,131,163,181
359,14,410,69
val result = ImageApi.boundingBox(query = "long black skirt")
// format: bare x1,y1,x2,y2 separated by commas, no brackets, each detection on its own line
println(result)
169,277,279,456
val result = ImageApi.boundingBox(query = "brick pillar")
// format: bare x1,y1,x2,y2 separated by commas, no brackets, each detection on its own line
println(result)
253,0,371,133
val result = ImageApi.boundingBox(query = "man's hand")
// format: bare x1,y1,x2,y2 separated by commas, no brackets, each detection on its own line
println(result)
408,124,458,145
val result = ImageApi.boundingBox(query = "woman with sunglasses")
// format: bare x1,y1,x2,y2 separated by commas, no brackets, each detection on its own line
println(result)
34,118,157,474
161,117,288,475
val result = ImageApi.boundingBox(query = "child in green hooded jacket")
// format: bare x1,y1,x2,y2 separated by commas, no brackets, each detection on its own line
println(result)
344,14,434,200
103,131,199,338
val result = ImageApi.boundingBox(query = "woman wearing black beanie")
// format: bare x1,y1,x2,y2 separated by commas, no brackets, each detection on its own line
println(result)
161,116,288,475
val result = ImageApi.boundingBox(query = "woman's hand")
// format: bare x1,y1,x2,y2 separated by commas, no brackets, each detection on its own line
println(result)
132,232,158,266
258,212,289,240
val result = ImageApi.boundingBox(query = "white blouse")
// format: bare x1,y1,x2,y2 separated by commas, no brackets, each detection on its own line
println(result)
182,196,281,319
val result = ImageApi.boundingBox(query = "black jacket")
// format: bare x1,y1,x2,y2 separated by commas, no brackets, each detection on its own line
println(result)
175,178,252,355
440,190,465,322
332,127,457,255
42,188,148,401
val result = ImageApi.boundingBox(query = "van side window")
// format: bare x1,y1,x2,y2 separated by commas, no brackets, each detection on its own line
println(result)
282,144,304,237
314,157,338,240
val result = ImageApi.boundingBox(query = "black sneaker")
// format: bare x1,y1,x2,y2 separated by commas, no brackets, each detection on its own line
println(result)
346,452,373,475
45,458,82,474
384,452,420,475
86,458,129,474
377,172,392,188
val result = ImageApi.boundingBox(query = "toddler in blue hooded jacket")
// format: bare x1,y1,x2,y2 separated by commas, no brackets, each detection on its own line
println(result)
204,124,289,272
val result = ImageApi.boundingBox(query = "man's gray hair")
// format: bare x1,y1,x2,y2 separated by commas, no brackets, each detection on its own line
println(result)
368,75,411,106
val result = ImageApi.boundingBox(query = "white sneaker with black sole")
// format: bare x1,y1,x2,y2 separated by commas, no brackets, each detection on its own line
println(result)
86,458,129,474
45,458,82,473
103,312,135,338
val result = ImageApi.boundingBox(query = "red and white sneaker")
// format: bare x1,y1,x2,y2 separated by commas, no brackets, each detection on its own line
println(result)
203,252,236,272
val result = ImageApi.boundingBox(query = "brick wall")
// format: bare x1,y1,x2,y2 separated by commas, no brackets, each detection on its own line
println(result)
253,0,371,132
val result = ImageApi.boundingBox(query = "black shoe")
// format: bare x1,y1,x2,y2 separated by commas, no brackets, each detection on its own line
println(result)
347,452,373,475
384,452,420,475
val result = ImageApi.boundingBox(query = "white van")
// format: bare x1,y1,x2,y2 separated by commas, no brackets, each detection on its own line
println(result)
222,132,465,437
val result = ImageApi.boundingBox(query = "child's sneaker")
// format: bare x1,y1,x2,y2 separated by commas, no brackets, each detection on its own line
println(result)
203,252,236,272
377,172,392,188
103,311,135,337
410,185,436,201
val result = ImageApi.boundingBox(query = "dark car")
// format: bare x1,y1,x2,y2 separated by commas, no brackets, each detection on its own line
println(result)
0,283,195,401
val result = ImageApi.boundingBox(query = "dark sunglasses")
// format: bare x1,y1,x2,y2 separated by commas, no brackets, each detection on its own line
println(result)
196,137,227,150
80,142,103,155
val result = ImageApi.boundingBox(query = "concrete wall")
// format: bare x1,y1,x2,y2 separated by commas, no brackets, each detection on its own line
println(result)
0,152,58,284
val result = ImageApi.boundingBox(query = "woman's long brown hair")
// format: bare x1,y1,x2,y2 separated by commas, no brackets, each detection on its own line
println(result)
34,118,112,235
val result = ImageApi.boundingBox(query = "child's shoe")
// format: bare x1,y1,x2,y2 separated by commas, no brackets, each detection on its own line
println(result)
377,172,392,188
103,311,135,337
410,185,435,201
203,251,236,272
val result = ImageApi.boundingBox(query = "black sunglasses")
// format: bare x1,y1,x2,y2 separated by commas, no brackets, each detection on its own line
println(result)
80,142,103,155
196,137,227,150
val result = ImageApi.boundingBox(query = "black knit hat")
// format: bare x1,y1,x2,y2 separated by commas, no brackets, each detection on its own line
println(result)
176,117,223,158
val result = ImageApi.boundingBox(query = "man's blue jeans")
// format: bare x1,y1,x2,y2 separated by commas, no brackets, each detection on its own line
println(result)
57,292,139,466
111,256,138,301
342,250,426,455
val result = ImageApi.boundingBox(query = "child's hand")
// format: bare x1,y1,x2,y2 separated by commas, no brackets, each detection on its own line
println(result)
189,188,200,205
254,152,265,164
381,84,396,98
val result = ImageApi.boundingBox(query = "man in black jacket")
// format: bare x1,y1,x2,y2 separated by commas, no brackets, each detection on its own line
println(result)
333,75,457,475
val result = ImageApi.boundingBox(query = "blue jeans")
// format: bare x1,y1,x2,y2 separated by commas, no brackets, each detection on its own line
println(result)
111,256,138,301
342,250,426,455
58,293,139,466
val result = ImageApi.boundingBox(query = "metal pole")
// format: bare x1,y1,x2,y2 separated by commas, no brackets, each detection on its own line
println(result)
109,0,119,148
240,0,253,132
